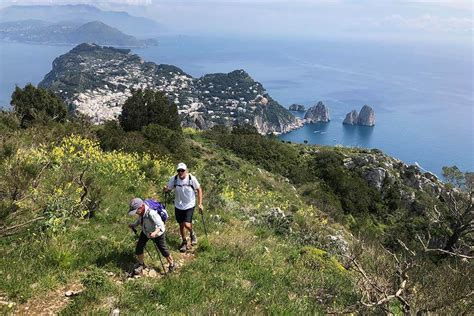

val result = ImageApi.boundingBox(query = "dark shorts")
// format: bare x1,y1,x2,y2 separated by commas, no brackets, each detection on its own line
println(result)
135,231,170,258
175,207,194,224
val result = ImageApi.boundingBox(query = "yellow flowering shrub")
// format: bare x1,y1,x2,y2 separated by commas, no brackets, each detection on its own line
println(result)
221,179,292,213
9,135,175,232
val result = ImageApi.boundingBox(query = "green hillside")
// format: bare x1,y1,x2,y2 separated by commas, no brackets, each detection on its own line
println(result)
0,88,472,314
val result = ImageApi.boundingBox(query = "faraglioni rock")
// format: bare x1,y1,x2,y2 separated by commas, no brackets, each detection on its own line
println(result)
343,110,358,125
289,104,305,112
357,105,375,126
39,43,303,134
304,101,330,123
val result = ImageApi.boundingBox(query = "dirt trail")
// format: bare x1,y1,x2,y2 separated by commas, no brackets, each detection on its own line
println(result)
13,282,84,315
13,248,197,315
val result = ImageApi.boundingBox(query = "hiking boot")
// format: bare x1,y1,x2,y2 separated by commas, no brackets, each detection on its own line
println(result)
133,263,145,275
179,240,188,252
190,232,197,246
168,263,176,273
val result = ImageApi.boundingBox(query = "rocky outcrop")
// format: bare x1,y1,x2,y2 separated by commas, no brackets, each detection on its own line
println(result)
304,101,330,123
39,43,300,134
254,112,303,135
364,167,387,191
343,110,358,125
357,105,375,126
342,150,446,212
343,106,375,126
289,104,305,112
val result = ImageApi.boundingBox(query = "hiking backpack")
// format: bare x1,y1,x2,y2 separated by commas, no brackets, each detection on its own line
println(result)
173,174,195,191
144,199,168,222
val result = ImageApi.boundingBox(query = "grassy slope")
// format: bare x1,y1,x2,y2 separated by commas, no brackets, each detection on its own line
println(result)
0,129,358,314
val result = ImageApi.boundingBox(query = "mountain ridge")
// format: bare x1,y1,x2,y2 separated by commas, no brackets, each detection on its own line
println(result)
0,20,155,47
0,4,164,36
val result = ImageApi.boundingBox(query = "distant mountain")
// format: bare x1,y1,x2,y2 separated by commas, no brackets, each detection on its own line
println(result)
39,43,302,134
0,5,163,37
0,20,156,47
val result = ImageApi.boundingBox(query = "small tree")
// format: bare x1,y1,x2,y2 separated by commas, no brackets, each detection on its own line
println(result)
119,89,181,132
439,166,473,253
442,166,465,189
10,84,67,127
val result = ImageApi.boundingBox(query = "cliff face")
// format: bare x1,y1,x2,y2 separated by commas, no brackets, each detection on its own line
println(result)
343,110,358,125
39,43,300,134
342,150,445,211
343,105,375,126
304,101,330,123
357,105,375,126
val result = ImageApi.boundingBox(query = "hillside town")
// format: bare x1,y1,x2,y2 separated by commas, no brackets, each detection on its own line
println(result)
40,43,302,134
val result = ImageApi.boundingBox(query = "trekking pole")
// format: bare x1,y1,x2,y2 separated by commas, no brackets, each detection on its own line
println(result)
163,191,169,209
200,207,208,238
130,226,154,259
151,238,167,275
131,226,167,275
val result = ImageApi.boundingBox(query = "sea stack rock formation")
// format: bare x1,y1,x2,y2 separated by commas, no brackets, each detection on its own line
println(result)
343,110,358,125
357,105,375,126
343,105,375,126
289,104,305,112
304,101,330,123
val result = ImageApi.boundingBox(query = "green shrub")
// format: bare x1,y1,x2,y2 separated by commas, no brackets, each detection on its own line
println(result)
0,111,20,132
119,89,181,132
82,267,108,289
11,84,67,127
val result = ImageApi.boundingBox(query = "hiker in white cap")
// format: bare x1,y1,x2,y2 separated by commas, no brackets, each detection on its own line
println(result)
163,162,203,252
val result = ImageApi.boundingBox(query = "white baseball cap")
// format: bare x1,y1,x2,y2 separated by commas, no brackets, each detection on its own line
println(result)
177,162,187,171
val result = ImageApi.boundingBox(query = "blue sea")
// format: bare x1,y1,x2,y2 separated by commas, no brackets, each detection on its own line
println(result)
0,37,472,175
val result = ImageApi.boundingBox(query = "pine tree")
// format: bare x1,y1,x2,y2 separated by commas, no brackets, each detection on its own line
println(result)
119,89,181,132
11,84,67,127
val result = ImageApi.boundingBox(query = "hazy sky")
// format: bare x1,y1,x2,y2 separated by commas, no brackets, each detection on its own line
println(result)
1,0,472,43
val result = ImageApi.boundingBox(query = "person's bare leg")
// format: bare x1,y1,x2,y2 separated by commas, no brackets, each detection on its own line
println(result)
184,222,193,234
179,222,187,241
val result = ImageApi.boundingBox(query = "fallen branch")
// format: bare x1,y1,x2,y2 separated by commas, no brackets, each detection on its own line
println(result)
416,235,474,259
0,216,44,237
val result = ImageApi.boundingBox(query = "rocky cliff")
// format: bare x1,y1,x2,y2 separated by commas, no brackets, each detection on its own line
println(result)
342,150,445,211
343,105,375,126
343,110,358,125
39,43,302,134
304,101,330,123
357,105,375,126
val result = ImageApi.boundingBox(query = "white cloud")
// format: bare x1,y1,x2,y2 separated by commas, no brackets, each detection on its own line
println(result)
381,13,473,33
398,0,472,10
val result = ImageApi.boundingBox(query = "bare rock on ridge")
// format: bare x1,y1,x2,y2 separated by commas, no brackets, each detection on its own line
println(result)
304,101,330,123
357,105,375,126
343,110,359,125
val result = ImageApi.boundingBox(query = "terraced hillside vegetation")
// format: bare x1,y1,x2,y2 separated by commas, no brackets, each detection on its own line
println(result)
0,94,472,313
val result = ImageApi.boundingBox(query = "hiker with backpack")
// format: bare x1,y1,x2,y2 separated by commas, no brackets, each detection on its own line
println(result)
163,162,203,252
128,197,175,274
